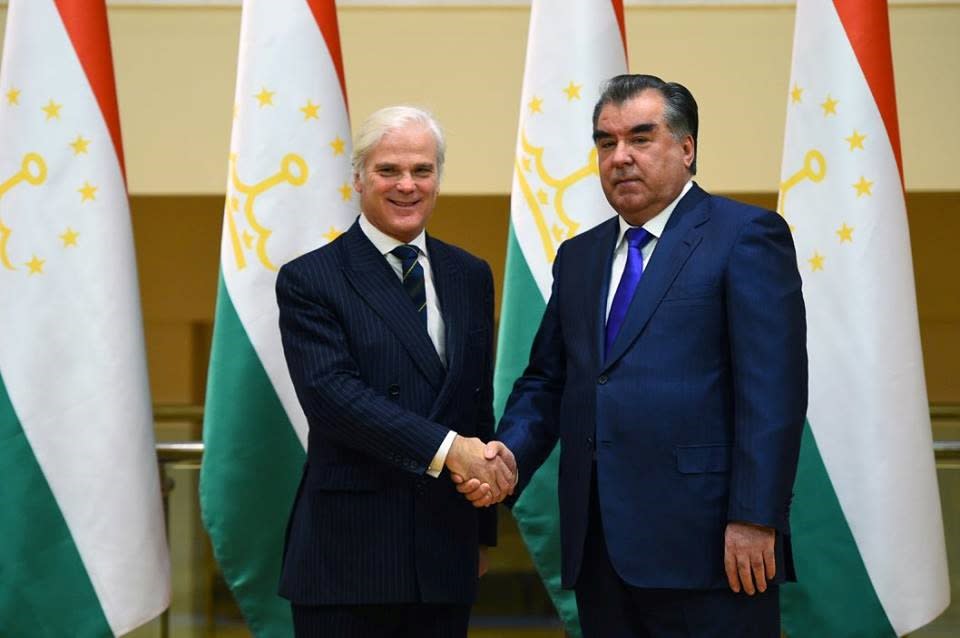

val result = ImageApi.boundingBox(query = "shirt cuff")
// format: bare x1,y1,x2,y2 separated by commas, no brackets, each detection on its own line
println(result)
426,430,457,478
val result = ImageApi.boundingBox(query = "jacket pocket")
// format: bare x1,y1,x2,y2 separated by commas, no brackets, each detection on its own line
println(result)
675,444,732,474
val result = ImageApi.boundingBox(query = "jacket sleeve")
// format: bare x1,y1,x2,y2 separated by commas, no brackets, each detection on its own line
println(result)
475,262,498,546
725,211,808,533
276,262,449,475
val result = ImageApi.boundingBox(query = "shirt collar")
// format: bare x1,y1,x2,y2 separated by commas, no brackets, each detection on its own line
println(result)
358,213,429,257
615,179,693,249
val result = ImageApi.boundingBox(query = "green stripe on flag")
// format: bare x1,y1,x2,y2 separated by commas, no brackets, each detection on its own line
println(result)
0,374,111,638
494,225,581,637
494,225,546,419
199,274,304,638
781,422,895,638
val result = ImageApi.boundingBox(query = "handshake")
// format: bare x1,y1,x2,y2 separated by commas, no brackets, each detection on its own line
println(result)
444,435,518,508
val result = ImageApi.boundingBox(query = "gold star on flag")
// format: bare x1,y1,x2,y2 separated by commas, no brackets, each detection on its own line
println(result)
820,95,839,116
42,99,63,120
790,84,803,104
562,82,582,101
808,252,825,271
845,130,866,151
329,136,346,156
25,255,45,274
255,87,275,107
521,157,532,172
60,228,80,247
537,188,549,205
836,223,854,243
69,135,91,155
242,230,254,249
853,176,874,197
78,181,98,202
6,88,20,105
338,183,352,201
323,226,342,242
528,96,544,114
300,100,320,120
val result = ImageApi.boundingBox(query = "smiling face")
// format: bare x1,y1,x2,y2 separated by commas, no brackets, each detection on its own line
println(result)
354,123,439,243
594,90,695,226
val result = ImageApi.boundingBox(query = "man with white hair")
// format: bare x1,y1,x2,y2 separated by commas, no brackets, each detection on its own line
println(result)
275,106,517,637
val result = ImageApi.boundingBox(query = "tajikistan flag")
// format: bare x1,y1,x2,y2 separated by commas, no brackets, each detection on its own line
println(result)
778,0,950,634
199,0,354,634
494,0,626,635
0,0,170,635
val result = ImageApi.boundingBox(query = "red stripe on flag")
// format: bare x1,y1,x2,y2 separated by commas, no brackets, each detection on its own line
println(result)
304,0,349,111
611,0,628,62
833,0,903,185
52,0,126,183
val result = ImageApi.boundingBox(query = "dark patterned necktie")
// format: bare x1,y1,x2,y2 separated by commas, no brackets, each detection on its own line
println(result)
390,244,427,327
605,227,653,356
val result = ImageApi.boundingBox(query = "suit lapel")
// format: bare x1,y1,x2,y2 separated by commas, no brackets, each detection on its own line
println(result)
603,184,710,371
579,218,620,373
340,222,446,391
426,236,468,419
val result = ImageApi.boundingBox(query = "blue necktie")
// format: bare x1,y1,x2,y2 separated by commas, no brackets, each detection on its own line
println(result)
390,245,427,328
605,227,653,356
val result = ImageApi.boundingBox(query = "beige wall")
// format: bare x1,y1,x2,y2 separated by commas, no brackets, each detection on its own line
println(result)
1,4,956,406
132,191,960,407
1,3,958,194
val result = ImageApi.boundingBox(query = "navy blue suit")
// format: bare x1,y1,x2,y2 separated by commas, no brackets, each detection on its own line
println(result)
498,184,807,632
276,221,496,617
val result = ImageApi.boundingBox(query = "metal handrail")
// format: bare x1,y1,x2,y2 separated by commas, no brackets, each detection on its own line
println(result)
154,403,960,463
157,441,960,463
931,404,960,420
156,441,204,463
153,403,960,420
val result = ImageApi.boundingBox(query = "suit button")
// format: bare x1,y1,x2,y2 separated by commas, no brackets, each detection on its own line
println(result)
388,384,400,397
597,375,608,385
586,436,594,448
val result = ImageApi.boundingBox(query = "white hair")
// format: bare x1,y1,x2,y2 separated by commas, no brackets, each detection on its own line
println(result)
351,105,446,179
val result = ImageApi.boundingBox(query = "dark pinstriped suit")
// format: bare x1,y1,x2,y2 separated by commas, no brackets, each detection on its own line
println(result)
276,220,496,629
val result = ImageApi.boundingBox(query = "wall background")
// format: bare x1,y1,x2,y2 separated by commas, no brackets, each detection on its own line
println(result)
0,2,956,406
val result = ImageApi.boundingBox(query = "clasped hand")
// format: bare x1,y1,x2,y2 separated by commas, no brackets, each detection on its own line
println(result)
444,436,517,508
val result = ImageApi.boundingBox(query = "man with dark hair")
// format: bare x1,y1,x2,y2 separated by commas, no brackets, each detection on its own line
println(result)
464,74,808,636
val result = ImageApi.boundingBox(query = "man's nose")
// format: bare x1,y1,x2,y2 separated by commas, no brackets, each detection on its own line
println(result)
611,142,633,166
395,173,416,192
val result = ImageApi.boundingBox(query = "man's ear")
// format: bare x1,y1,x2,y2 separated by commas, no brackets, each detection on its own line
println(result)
353,171,363,193
682,135,695,170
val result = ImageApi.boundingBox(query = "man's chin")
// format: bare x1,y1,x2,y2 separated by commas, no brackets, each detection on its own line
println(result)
611,194,650,213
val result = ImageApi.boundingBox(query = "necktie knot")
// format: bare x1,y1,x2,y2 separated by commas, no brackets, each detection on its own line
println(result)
391,244,419,264
625,227,653,251
390,245,420,278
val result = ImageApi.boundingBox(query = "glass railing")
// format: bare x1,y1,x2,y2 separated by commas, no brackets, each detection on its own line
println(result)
129,405,959,638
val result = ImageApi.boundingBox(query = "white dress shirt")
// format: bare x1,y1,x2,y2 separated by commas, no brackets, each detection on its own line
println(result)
357,214,456,477
605,180,693,320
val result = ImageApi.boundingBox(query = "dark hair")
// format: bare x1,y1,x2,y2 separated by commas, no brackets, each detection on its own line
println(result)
592,74,699,174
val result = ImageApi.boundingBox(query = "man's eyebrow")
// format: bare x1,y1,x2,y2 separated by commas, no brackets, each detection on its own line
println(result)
630,122,657,134
592,122,658,142
592,129,613,143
